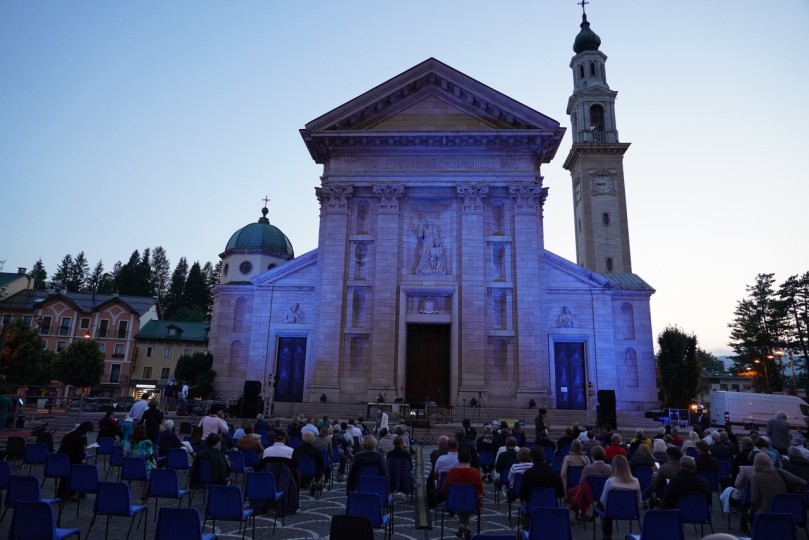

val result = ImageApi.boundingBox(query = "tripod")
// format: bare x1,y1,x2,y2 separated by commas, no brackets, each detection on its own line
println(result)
418,401,436,445
472,391,489,425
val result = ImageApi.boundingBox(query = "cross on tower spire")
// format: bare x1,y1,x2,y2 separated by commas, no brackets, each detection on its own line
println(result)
578,0,589,15
262,195,270,208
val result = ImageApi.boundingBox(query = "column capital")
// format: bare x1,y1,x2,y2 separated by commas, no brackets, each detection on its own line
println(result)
372,184,404,213
509,185,548,215
457,184,489,213
315,185,353,213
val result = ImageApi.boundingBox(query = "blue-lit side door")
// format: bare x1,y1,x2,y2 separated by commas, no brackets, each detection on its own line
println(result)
275,337,306,403
554,341,586,410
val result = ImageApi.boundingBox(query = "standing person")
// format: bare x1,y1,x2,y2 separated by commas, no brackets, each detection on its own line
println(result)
140,397,164,443
161,383,174,411
128,393,150,424
534,408,548,436
766,411,792,455
177,381,189,414
376,407,389,435
56,421,94,498
597,455,641,540
441,447,483,540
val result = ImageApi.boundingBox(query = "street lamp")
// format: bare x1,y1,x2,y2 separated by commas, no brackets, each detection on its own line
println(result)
755,359,771,393
772,348,786,393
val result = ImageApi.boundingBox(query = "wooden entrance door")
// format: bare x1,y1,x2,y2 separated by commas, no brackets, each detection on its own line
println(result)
406,324,450,406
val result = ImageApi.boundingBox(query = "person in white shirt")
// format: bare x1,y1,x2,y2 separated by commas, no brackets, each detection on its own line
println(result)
128,393,150,423
301,419,319,438
263,431,294,459
376,408,389,434
198,407,229,441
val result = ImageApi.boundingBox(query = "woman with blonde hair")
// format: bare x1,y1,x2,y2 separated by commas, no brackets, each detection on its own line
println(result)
561,439,591,491
680,431,700,453
598,454,641,539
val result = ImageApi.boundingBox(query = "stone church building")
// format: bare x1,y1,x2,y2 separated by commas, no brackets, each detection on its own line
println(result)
208,14,657,413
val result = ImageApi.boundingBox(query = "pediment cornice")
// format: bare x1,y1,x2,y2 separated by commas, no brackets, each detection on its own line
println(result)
301,58,565,164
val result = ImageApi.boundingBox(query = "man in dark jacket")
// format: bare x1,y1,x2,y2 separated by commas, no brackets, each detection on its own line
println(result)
191,433,230,486
661,456,712,509
346,435,389,492
57,421,94,497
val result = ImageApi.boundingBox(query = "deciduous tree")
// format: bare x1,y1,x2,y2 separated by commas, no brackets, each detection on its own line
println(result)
0,319,53,388
174,352,215,399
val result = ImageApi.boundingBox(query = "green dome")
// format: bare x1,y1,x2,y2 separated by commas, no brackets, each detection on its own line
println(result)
573,14,601,54
224,207,294,259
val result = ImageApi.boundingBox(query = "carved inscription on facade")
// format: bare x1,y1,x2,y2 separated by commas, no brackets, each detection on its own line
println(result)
331,156,532,172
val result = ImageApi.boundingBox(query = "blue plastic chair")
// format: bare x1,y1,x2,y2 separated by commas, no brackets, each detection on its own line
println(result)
566,465,584,490
166,448,191,487
155,507,216,540
189,458,215,506
204,485,253,540
770,492,808,538
593,489,640,540
543,447,555,464
474,534,518,540
507,472,524,526
21,443,49,476
676,492,713,535
0,474,62,526
244,471,285,531
521,506,571,540
241,448,260,470
96,437,116,469
495,464,512,507
121,456,149,500
745,512,794,540
330,514,374,540
146,468,191,522
625,509,683,540
296,454,319,495
87,481,148,540
105,445,124,481
387,457,414,500
479,449,497,476
518,488,558,533
225,450,251,488
0,461,12,502
10,500,80,540
346,491,391,540
441,483,480,539
68,463,99,518
586,475,609,514
41,452,71,497
633,466,654,493
358,475,394,526
684,447,698,458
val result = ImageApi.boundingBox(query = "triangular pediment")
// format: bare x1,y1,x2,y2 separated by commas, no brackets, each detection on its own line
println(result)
301,58,565,163
304,58,560,134
365,93,506,131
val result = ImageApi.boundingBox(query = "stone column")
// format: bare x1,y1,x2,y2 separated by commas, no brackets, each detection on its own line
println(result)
510,185,549,400
457,184,489,395
368,185,404,396
311,185,352,396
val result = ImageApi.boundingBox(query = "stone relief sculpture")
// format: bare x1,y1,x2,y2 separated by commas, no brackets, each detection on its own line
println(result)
285,303,305,323
556,306,575,327
416,218,445,274
419,297,439,314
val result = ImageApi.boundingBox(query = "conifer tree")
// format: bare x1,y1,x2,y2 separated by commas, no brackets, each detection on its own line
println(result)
28,259,48,290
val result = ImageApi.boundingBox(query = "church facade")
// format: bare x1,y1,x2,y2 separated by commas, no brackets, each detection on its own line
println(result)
208,16,657,413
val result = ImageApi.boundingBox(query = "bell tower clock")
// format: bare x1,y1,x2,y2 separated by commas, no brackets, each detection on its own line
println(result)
563,7,632,274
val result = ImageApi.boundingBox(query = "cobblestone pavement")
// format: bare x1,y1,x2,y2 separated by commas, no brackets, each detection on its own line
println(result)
0,445,747,540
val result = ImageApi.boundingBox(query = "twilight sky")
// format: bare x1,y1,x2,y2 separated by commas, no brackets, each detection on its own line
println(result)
1,1,807,357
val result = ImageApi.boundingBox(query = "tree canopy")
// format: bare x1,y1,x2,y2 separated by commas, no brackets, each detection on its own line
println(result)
51,338,105,389
0,319,53,387
174,352,216,399
656,325,702,409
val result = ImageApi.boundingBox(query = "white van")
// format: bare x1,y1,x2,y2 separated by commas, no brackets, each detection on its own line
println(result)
709,391,809,429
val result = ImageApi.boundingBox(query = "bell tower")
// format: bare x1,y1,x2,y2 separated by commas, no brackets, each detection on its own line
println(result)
563,6,632,273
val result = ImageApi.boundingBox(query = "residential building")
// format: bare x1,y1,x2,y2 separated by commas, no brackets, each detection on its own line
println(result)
133,320,210,398
0,289,159,397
